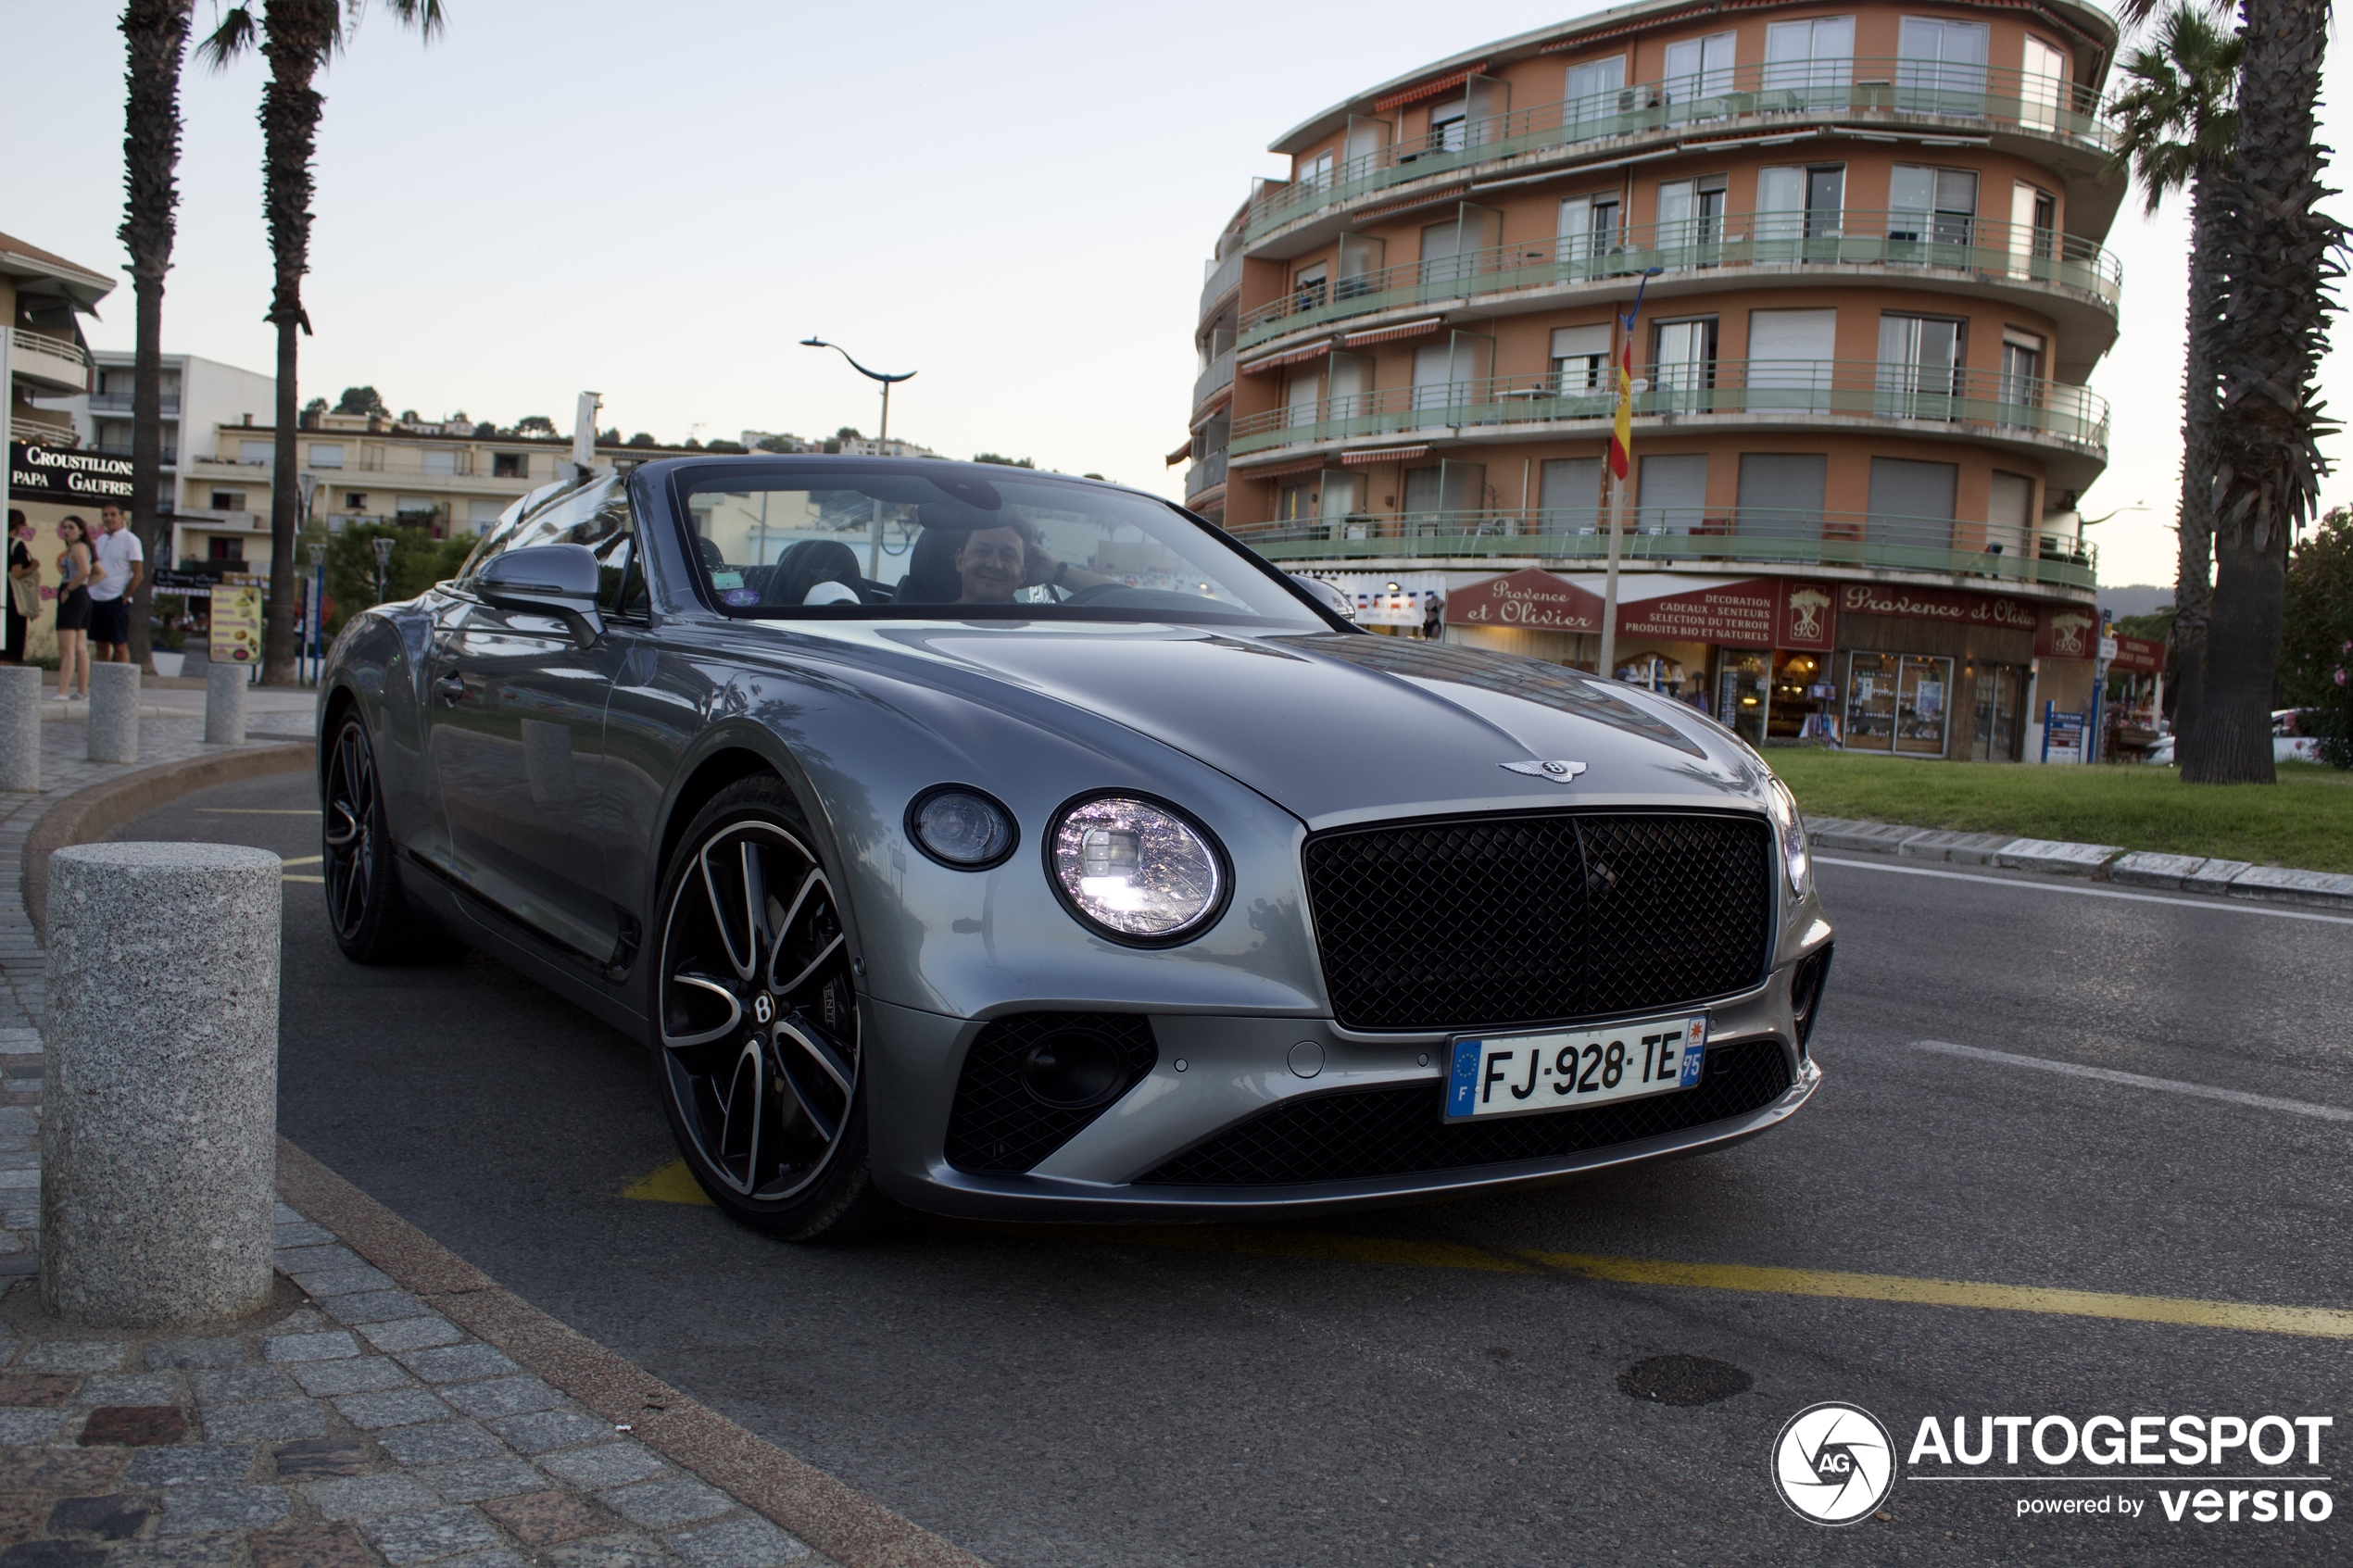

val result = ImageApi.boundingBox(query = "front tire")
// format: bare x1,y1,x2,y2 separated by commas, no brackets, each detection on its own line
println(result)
321,714,455,965
651,776,887,1241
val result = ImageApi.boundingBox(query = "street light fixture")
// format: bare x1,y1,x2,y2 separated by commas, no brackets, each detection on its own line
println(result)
800,337,916,443
371,534,395,607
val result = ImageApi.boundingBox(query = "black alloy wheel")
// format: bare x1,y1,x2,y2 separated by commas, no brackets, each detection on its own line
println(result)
321,713,451,964
653,776,887,1239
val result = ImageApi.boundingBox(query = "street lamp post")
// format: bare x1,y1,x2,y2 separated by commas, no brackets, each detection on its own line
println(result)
371,535,395,608
295,472,318,683
306,541,327,684
1596,266,1667,684
799,337,916,444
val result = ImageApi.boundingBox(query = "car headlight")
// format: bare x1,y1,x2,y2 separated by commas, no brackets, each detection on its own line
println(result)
907,786,1017,870
1761,773,1810,896
1049,796,1226,943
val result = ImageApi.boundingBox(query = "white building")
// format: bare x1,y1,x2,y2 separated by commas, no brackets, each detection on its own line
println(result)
57,352,276,548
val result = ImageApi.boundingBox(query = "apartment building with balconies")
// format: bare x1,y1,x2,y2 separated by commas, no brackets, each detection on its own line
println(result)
1183,0,2122,760
56,353,279,528
3,229,112,502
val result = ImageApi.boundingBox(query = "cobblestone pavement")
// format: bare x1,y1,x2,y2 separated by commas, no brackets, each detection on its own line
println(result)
0,715,832,1568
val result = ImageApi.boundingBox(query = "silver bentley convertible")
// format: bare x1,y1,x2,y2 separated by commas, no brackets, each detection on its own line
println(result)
316,457,1831,1238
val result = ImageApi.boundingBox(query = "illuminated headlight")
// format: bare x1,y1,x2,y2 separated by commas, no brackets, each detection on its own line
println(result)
1049,796,1225,943
1762,773,1810,895
907,786,1016,870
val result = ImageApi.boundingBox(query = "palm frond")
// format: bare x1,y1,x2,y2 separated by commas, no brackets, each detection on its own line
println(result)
194,5,258,69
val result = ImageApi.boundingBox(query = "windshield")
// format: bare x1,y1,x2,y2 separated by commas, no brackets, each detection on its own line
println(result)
672,461,1326,628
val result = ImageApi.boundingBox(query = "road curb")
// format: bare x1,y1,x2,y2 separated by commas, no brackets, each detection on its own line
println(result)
1804,815,2353,909
19,740,313,942
273,1138,988,1568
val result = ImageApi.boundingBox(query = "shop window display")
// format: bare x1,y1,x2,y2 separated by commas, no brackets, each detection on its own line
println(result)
1843,653,1899,748
1895,655,1953,755
1768,651,1830,740
1716,648,1771,746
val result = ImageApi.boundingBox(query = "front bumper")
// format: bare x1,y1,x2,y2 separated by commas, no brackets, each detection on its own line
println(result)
863,967,1819,1222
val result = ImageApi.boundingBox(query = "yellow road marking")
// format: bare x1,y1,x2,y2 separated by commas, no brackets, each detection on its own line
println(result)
618,1167,2353,1339
623,1159,714,1206
198,809,320,815
283,874,324,884
281,855,321,868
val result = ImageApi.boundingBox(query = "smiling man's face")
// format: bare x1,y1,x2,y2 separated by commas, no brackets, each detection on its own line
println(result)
954,525,1028,604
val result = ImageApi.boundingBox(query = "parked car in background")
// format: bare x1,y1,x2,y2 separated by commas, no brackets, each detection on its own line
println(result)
314,457,1831,1238
2144,710,2321,766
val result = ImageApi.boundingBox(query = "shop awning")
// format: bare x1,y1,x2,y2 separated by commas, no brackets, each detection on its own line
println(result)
1374,63,1490,113
1165,440,1195,467
1352,185,1468,223
1239,341,1332,375
1341,445,1429,465
1242,457,1327,481
1342,319,1444,349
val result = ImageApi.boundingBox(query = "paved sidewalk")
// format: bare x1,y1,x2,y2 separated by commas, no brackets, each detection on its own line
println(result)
0,715,837,1568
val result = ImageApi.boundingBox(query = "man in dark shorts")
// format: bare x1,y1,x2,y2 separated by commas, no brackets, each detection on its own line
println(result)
87,502,144,661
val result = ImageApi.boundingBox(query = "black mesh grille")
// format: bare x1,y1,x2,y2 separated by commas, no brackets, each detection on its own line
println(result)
943,1013,1158,1176
1302,811,1774,1031
1137,1037,1792,1186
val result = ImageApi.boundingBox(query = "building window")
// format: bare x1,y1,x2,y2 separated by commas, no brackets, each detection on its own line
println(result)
1649,318,1718,409
1656,175,1727,247
1999,332,2044,425
1302,148,1334,191
1897,16,1990,104
208,536,244,562
1756,165,1844,246
1763,17,1855,99
1276,483,1312,522
422,447,458,476
1550,324,1611,399
1426,101,1467,154
209,490,246,512
309,443,345,469
344,493,368,510
1877,314,1966,412
1557,193,1621,262
238,439,273,465
492,451,528,479
1663,31,1736,107
1564,56,1627,133
1888,165,1979,247
1291,263,1327,313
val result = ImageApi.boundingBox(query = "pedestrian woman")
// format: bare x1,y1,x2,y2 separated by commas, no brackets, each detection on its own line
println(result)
53,515,100,701
4,511,35,665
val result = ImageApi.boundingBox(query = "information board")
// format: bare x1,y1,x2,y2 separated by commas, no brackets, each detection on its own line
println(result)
209,584,261,667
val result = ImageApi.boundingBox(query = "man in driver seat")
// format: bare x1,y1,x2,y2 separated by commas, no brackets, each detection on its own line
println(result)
953,515,1113,605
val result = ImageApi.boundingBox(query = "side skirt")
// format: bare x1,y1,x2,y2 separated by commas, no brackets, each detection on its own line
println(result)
398,849,652,1044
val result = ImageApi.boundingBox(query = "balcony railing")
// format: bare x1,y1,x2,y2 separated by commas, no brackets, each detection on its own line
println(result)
1192,346,1236,413
1240,211,2120,349
1235,507,2096,590
1186,448,1228,500
89,392,182,414
1248,57,2111,240
10,327,89,369
1200,247,1244,320
94,443,178,463
1230,360,2108,458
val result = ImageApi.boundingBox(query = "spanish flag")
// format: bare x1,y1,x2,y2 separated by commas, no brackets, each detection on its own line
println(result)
1607,327,1633,481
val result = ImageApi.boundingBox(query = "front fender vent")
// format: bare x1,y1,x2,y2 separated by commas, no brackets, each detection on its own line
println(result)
944,1012,1158,1176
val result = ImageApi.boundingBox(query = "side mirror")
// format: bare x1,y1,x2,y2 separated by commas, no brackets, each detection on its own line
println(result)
477,543,604,648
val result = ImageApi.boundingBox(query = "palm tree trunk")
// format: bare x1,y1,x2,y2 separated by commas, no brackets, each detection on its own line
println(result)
119,0,192,678
2189,0,2341,785
256,0,331,687
2171,178,2221,759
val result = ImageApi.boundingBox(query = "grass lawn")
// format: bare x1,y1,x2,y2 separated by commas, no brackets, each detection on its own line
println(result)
1767,749,2353,872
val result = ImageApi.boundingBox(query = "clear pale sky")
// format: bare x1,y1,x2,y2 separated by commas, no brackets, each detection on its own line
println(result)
6,0,2349,588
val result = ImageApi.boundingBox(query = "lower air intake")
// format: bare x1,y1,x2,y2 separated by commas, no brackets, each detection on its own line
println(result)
1135,1037,1792,1186
944,1013,1157,1176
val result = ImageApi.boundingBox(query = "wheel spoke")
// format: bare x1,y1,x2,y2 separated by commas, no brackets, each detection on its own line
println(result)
774,1019,854,1097
772,1046,841,1145
741,840,773,977
772,933,845,1001
663,972,741,1048
712,1040,761,1194
700,841,755,981
763,868,824,990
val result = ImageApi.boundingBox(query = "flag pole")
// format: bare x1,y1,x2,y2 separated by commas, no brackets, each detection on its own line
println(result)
1597,266,1666,682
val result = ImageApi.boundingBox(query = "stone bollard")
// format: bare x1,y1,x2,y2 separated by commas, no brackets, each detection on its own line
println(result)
0,663,37,792
42,842,283,1327
86,661,140,765
205,660,247,746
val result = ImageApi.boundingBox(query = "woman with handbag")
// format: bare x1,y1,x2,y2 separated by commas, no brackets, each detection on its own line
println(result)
53,515,100,701
4,512,36,665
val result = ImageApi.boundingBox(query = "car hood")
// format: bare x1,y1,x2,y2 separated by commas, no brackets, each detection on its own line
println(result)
906,625,1768,829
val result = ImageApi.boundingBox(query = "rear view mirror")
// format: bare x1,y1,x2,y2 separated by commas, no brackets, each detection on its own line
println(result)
478,543,604,648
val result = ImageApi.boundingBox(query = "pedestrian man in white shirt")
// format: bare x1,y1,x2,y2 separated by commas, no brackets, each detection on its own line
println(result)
88,503,145,663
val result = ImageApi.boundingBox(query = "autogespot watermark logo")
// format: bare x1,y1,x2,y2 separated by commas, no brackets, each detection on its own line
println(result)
1772,1402,1897,1524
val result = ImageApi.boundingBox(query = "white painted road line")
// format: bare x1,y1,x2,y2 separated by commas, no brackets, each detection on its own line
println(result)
1914,1040,2353,1123
1816,855,2353,926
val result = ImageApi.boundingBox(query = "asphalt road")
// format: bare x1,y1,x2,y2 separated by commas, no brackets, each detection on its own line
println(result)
118,772,2353,1567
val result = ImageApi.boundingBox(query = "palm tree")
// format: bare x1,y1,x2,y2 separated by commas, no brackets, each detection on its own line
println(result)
2119,0,2345,784
198,0,447,685
2105,6,2239,764
119,0,195,676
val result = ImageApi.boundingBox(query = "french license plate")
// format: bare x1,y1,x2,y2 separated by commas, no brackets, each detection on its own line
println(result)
1444,1014,1708,1122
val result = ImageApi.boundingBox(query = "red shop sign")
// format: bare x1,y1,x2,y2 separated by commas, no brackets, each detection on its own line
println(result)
2035,604,2100,660
1616,578,1838,651
1447,568,1604,633
2108,633,2165,674
1838,581,2044,633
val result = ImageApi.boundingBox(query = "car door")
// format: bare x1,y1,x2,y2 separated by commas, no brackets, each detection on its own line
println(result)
422,477,635,963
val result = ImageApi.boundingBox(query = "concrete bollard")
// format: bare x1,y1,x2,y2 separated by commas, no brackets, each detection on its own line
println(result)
41,841,283,1328
86,661,140,765
0,663,37,792
205,660,247,746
